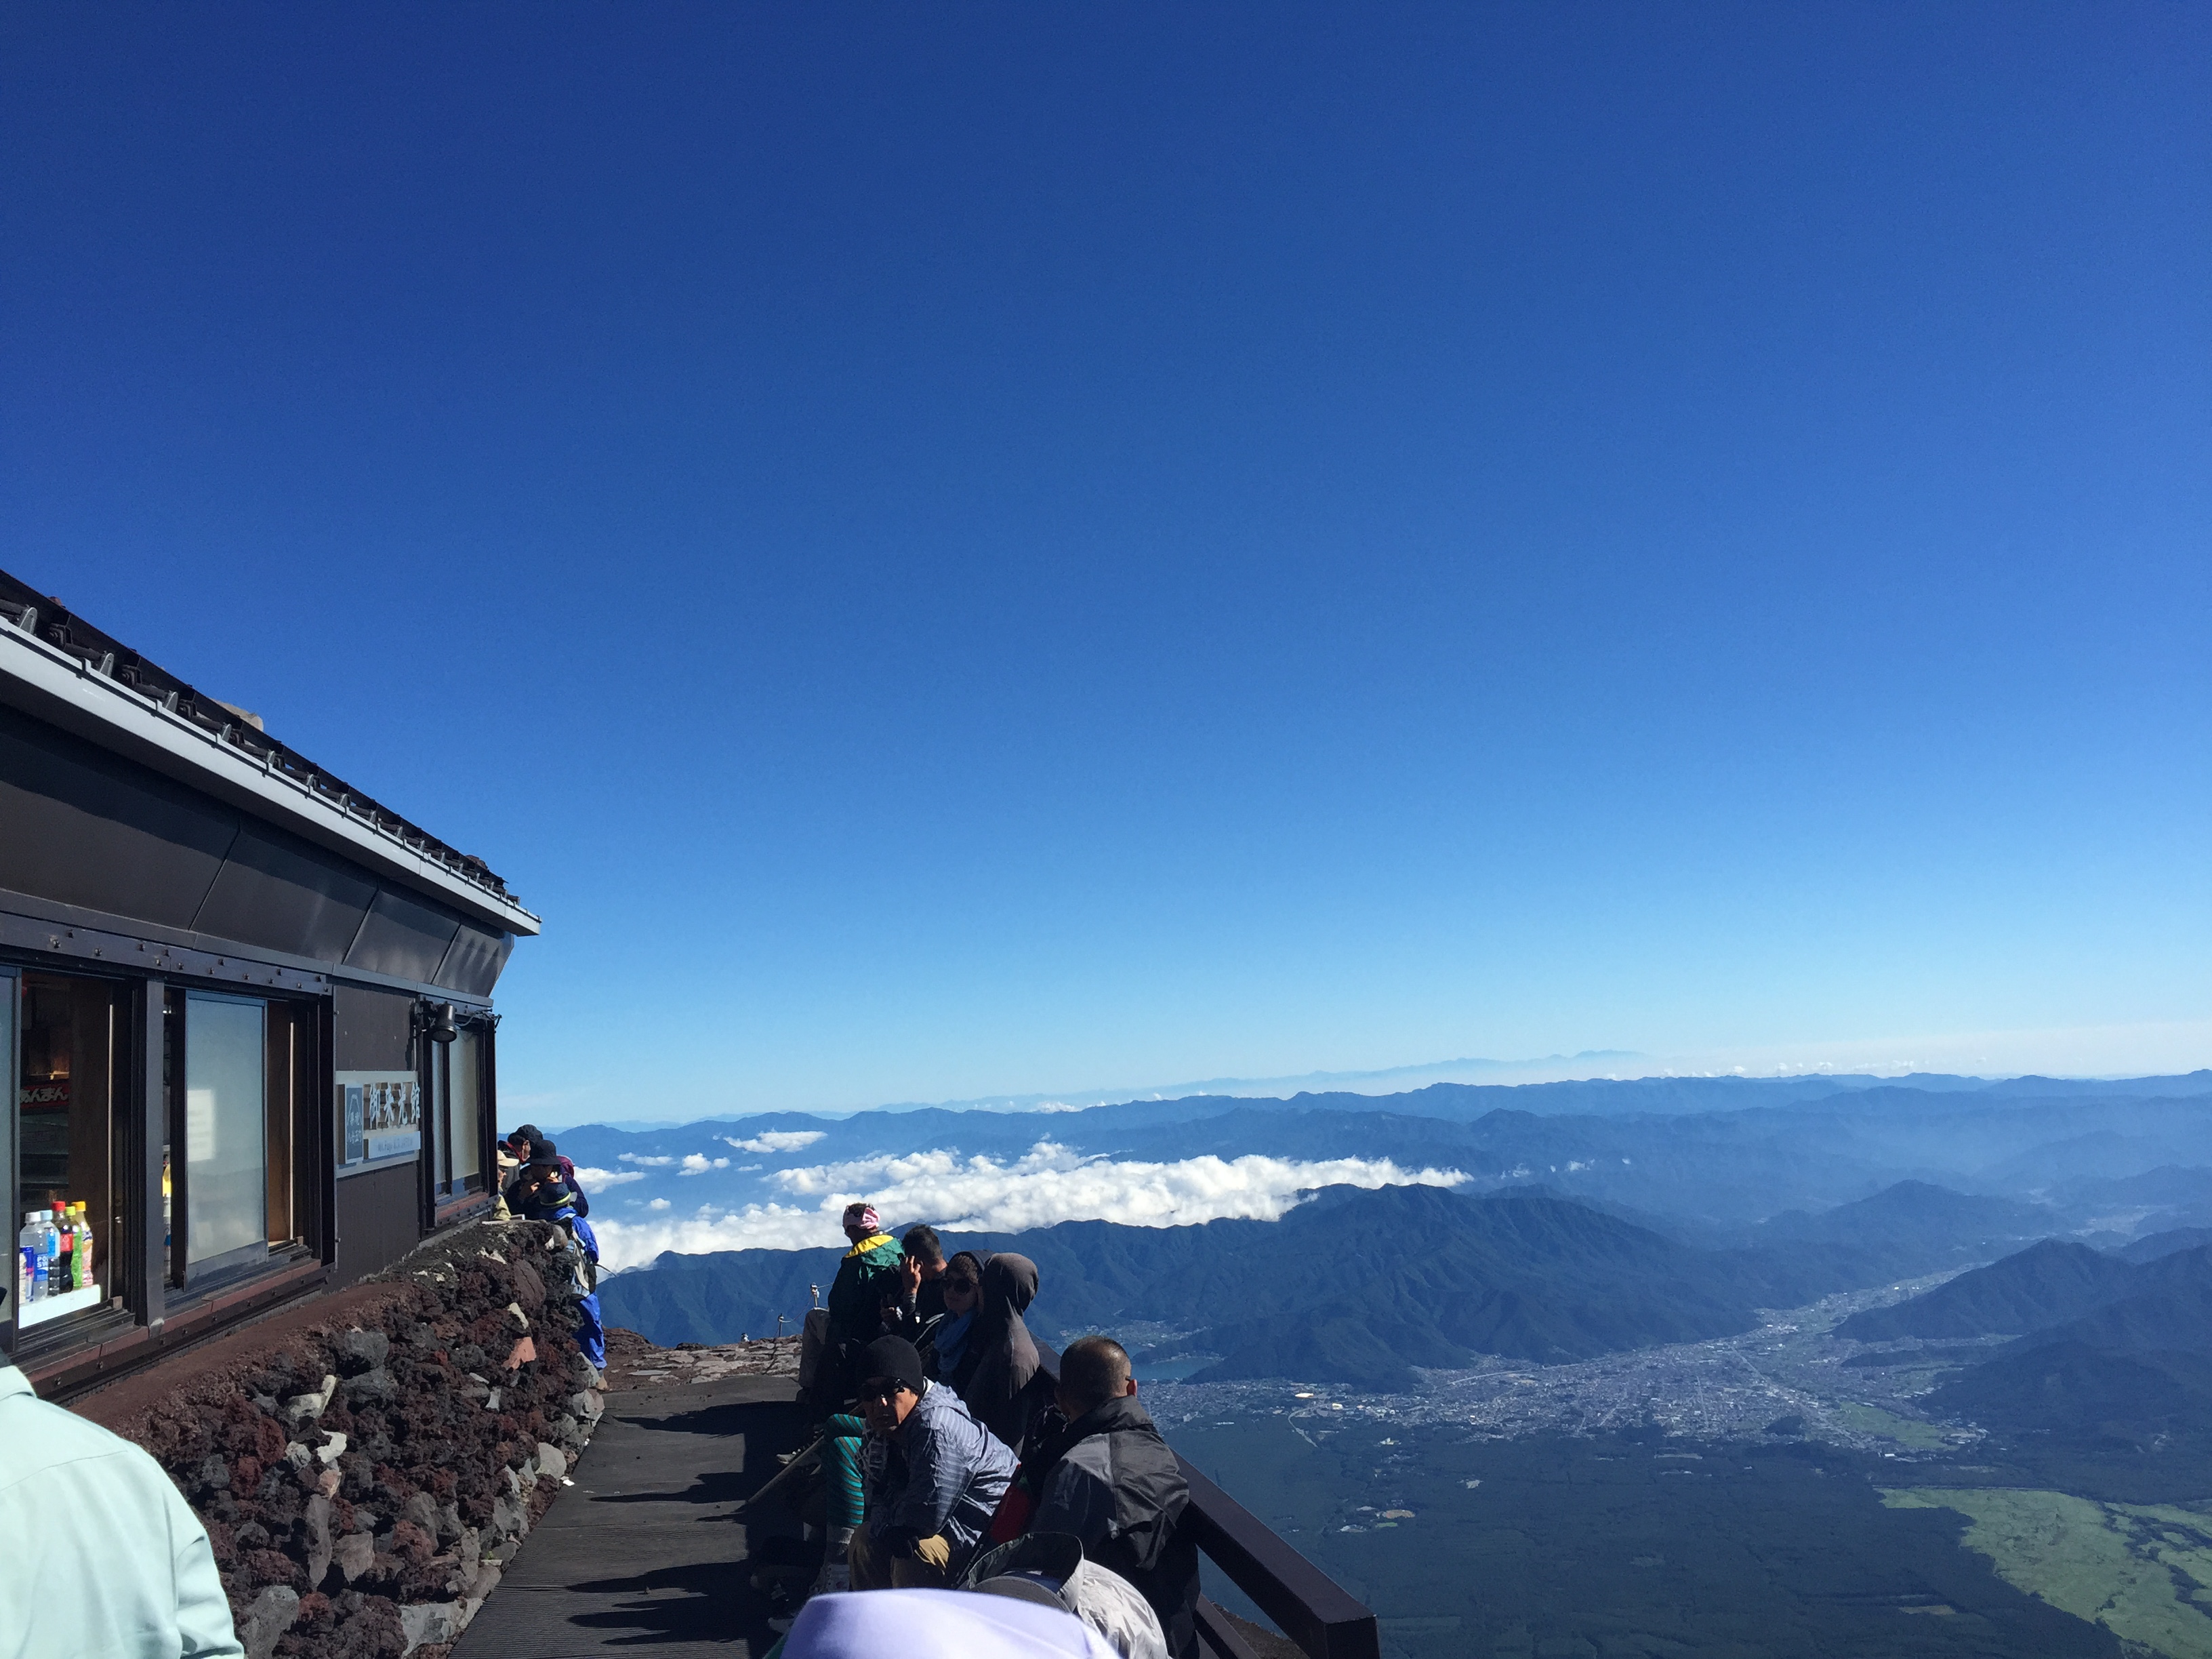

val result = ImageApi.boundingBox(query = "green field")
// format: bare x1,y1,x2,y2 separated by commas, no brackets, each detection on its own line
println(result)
1830,1404,1956,1451
1882,1489,2212,1659
1176,1418,2118,1658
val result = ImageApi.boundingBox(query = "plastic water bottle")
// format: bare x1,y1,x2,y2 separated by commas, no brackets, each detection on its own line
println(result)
21,1212,47,1303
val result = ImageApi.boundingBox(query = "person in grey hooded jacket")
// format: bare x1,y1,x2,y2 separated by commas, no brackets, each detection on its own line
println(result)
850,1334,1018,1589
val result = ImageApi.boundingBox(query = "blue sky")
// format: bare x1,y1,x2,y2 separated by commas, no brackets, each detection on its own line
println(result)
3,4,2205,1118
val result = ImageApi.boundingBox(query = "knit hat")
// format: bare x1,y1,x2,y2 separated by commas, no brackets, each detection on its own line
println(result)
860,1335,927,1399
842,1202,880,1233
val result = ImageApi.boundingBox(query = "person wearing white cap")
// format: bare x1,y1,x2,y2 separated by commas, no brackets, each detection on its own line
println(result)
965,1532,1168,1659
813,1203,904,1409
778,1589,1116,1659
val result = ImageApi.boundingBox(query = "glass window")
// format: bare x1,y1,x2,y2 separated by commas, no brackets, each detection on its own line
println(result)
2,970,14,1340
184,994,266,1277
17,973,125,1329
429,1045,449,1190
451,1027,482,1187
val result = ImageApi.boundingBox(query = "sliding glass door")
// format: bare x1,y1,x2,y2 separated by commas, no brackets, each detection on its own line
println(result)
184,992,266,1280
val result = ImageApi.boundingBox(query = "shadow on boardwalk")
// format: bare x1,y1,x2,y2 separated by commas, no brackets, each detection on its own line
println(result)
454,1372,802,1657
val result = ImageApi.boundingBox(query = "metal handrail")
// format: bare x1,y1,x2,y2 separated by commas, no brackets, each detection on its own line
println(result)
1176,1456,1380,1659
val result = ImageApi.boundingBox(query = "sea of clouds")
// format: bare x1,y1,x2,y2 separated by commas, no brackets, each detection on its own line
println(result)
589,1140,1467,1272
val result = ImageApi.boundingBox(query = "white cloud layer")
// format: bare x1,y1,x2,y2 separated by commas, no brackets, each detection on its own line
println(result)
573,1166,645,1188
592,1141,1465,1272
680,1153,732,1174
619,1154,677,1166
721,1130,827,1155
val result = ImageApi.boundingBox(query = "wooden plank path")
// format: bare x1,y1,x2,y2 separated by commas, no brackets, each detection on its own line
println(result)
454,1370,802,1656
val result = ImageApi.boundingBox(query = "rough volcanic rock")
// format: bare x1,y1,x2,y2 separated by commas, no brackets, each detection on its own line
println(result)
73,1219,607,1659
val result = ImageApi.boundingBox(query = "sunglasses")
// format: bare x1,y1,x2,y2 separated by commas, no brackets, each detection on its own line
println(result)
944,1275,981,1292
858,1382,910,1404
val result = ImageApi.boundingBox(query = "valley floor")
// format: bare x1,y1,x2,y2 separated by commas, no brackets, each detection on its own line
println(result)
1139,1272,1990,1451
1137,1273,2212,1659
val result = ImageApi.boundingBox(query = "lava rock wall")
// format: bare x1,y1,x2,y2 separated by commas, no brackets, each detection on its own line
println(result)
81,1218,605,1659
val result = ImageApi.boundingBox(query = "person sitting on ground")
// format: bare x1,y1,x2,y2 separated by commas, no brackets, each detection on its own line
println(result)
956,1252,1058,1452
491,1135,522,1218
501,1125,589,1215
824,1407,867,1578
985,1336,1200,1658
881,1224,949,1340
920,1250,983,1382
0,1354,244,1658
848,1335,1017,1591
817,1204,905,1408
504,1145,580,1223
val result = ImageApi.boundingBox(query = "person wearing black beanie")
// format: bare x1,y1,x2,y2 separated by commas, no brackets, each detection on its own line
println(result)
848,1334,1017,1590
860,1336,928,1406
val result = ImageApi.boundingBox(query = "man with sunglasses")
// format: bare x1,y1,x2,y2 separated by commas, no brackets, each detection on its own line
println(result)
880,1224,949,1340
846,1334,1017,1592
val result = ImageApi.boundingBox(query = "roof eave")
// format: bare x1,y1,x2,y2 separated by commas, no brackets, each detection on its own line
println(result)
0,622,540,938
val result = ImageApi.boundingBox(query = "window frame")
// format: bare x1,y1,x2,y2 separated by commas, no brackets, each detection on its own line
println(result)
155,983,327,1303
426,1015,494,1208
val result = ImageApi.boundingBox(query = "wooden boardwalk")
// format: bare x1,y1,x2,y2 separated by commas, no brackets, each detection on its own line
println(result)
455,1371,802,1656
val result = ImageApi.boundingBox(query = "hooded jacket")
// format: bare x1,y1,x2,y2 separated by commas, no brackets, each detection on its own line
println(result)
863,1380,1019,1573
826,1231,905,1349
956,1252,1057,1450
1015,1395,1200,1658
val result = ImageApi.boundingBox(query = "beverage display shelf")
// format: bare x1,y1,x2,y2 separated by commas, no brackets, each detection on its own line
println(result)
20,1281,104,1329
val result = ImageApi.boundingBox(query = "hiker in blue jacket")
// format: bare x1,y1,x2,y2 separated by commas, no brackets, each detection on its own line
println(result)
847,1335,1016,1590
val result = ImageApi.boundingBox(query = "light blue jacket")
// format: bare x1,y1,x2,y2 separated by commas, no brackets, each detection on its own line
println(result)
863,1379,1018,1571
0,1364,243,1659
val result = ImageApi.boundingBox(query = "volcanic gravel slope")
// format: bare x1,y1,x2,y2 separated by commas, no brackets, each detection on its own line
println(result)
75,1218,606,1659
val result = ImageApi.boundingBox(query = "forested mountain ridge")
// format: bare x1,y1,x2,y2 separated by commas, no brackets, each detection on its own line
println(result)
1837,1240,2138,1342
601,1181,2076,1388
1841,1240,2212,1346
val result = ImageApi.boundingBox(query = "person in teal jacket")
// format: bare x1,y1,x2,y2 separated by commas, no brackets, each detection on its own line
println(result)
818,1202,905,1407
0,1360,243,1658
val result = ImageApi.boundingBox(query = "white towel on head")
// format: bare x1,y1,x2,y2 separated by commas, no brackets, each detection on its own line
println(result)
783,1589,1118,1659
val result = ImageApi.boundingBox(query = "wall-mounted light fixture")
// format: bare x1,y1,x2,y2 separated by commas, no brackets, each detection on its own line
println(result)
425,1001,458,1045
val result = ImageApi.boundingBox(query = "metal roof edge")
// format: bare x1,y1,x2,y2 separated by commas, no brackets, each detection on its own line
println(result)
0,622,539,938
0,891,498,1008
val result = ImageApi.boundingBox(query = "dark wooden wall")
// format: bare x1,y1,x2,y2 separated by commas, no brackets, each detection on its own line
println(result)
333,1162,423,1287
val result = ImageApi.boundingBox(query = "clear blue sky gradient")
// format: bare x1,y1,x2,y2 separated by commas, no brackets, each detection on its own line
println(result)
3,5,2205,1116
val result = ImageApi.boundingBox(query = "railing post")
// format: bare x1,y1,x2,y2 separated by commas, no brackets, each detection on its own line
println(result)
1176,1456,1381,1659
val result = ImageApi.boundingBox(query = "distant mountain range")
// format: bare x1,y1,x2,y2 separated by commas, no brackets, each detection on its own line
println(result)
1838,1239,2142,1343
1750,1181,2056,1263
2120,1225,2212,1263
556,1072,2212,1252
1837,1230,2212,1469
1841,1234,2212,1347
558,1066,2212,1131
602,1179,2075,1389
